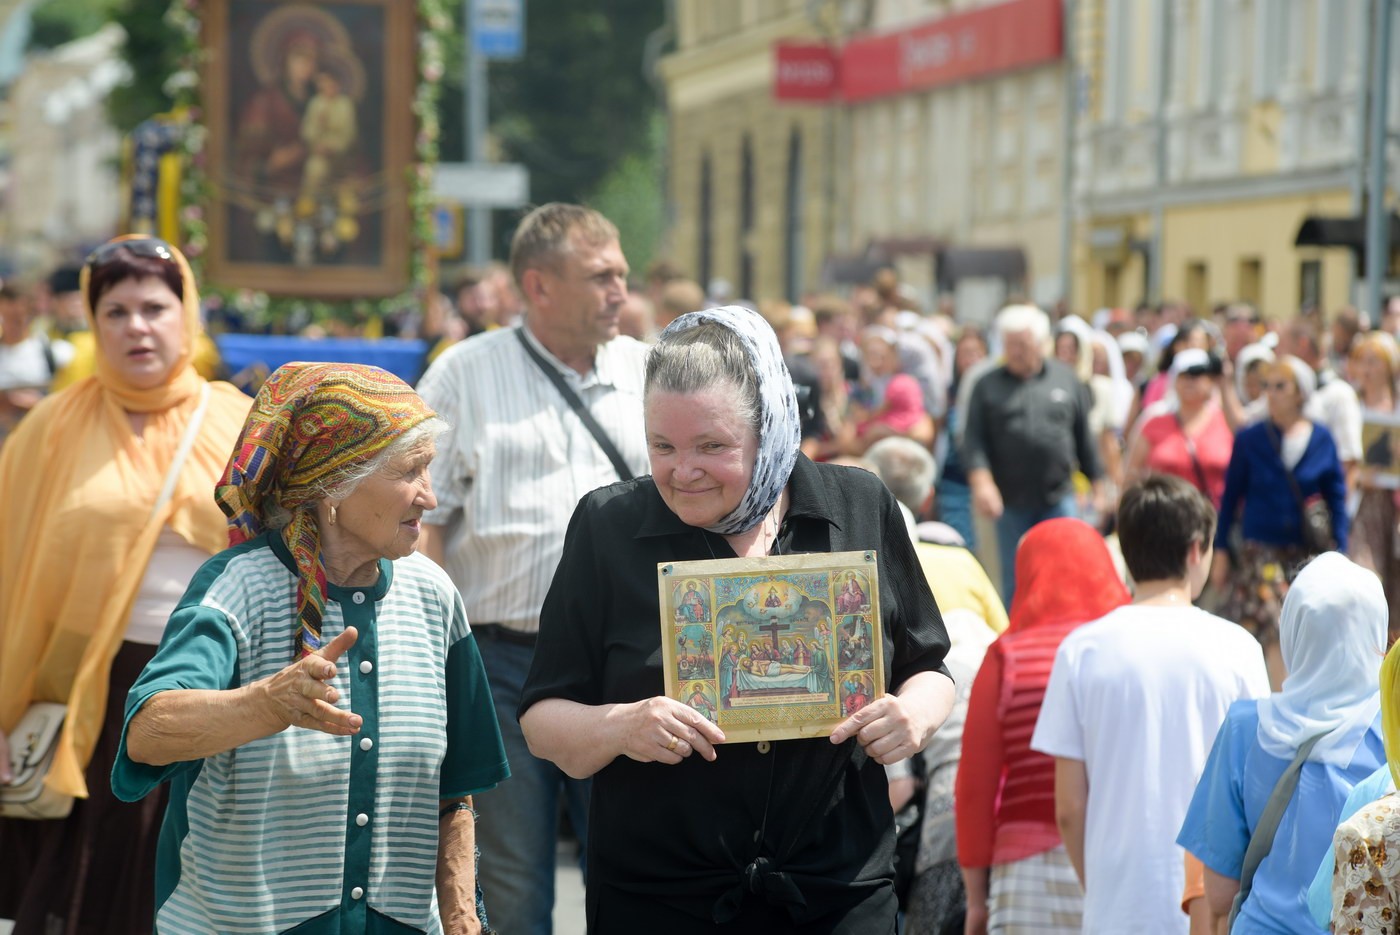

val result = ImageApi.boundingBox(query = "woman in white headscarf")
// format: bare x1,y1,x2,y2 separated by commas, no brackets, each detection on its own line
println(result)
1054,315,1124,511
1089,330,1135,432
1177,552,1387,934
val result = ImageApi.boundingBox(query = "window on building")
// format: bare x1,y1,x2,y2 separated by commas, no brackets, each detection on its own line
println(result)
1239,257,1262,305
1252,0,1289,100
1104,263,1123,308
1207,1,1225,102
1186,261,1208,313
1299,259,1322,310
1103,0,1133,123
784,128,804,303
739,135,755,302
699,153,713,291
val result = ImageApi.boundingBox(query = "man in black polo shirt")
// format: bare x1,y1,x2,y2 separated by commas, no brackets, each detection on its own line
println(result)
963,304,1102,600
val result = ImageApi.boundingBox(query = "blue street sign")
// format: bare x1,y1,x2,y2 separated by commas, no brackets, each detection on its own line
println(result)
472,0,524,60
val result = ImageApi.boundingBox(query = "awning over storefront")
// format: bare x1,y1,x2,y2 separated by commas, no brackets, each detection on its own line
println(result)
935,247,1027,289
1295,213,1400,265
821,240,1026,289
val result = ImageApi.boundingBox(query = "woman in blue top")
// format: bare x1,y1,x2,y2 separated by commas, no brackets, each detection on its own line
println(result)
1178,552,1387,934
1211,356,1348,683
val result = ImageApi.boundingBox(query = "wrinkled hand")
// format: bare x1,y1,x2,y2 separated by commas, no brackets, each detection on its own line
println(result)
829,694,929,765
0,728,10,784
620,696,725,766
253,627,362,736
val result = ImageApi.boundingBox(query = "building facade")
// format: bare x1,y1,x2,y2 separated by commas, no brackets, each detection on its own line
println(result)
5,23,127,274
658,0,836,303
844,0,1068,317
1072,0,1398,317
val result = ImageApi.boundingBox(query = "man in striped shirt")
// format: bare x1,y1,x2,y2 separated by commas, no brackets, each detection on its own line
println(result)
418,203,651,935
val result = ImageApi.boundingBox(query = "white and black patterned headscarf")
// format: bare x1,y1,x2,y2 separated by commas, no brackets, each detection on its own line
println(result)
657,305,802,535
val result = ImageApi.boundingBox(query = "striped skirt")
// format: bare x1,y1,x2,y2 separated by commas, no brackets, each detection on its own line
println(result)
988,845,1084,935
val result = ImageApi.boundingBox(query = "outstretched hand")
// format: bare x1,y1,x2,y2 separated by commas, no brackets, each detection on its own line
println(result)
253,627,362,736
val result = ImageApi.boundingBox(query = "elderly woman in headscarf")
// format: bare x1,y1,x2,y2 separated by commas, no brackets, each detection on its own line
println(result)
1178,552,1387,933
518,306,955,933
955,518,1130,935
111,362,509,935
0,236,250,934
1212,356,1348,685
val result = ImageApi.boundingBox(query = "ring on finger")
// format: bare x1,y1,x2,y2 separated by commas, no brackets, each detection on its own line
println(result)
665,734,679,752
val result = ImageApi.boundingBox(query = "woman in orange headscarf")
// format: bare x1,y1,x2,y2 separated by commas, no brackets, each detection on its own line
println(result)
0,236,250,934
955,518,1130,934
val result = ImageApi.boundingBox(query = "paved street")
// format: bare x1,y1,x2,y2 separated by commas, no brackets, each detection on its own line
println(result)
552,848,587,935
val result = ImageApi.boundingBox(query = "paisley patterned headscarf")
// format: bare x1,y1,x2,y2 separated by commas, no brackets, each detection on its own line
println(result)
656,305,801,535
215,362,436,656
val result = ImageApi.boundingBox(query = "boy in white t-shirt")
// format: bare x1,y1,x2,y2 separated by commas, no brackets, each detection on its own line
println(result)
1031,474,1270,935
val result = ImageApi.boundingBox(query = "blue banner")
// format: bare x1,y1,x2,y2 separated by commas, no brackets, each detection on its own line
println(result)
216,335,431,391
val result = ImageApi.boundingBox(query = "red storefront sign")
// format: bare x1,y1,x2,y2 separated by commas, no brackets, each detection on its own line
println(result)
773,41,840,102
840,0,1062,102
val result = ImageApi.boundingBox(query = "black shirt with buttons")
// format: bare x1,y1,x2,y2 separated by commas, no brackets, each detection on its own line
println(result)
520,454,951,932
961,358,1102,511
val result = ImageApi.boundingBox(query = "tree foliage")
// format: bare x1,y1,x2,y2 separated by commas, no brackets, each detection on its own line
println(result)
105,0,179,134
588,113,665,274
26,0,115,52
487,0,664,206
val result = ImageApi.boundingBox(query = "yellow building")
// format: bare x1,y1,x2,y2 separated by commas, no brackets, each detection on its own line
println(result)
657,1,836,302
1072,0,1391,317
661,0,1395,317
661,0,1073,319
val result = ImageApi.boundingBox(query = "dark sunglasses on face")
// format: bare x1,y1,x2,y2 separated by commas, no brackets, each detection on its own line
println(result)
84,237,176,268
1262,381,1295,392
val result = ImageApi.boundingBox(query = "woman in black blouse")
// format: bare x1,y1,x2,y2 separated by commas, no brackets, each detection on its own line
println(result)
519,305,954,933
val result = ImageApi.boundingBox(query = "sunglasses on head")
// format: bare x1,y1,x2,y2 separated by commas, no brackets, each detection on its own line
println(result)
1180,365,1213,378
84,237,176,268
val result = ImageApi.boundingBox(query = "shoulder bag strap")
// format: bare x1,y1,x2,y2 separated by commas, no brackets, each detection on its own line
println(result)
1227,729,1328,928
1176,412,1211,494
150,382,211,521
1266,421,1310,514
515,327,634,482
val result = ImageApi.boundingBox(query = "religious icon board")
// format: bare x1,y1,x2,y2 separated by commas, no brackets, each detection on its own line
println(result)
201,0,414,296
658,550,885,743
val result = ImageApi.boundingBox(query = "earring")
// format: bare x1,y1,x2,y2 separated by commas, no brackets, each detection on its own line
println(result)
328,504,338,526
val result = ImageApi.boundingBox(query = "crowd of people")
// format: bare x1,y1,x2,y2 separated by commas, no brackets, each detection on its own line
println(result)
4,202,1400,935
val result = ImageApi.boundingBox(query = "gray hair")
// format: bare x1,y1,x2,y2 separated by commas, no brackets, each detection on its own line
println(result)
509,203,619,290
995,304,1052,345
263,417,450,530
864,437,936,514
644,322,761,434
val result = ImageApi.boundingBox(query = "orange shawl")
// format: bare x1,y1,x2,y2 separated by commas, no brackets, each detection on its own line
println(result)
0,237,249,798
